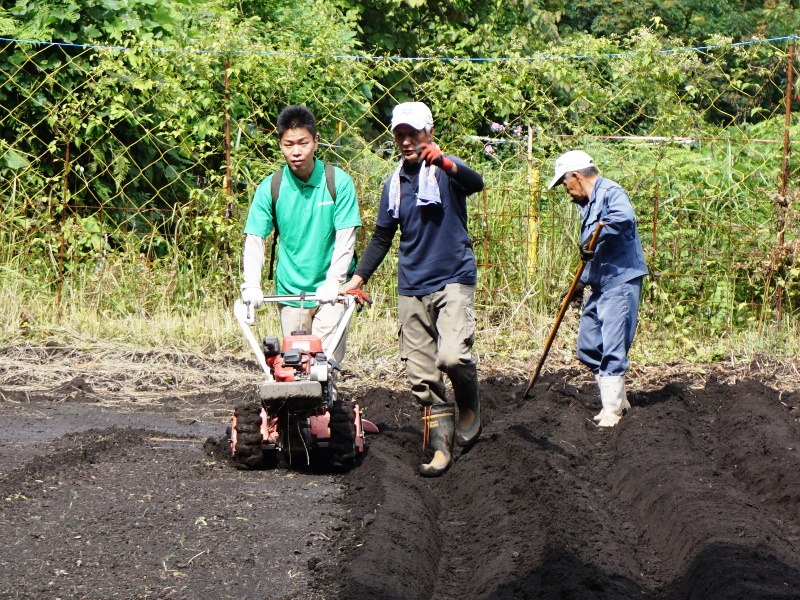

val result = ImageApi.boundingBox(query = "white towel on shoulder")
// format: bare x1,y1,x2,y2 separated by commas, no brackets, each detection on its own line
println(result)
387,146,443,219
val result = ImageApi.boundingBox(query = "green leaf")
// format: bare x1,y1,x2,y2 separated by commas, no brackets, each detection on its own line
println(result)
3,150,29,170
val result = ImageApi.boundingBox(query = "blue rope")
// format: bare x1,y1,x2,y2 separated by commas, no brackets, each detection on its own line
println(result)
0,35,796,61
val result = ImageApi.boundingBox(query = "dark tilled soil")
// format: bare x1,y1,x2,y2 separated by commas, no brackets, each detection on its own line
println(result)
334,372,800,600
1,369,800,599
0,396,345,599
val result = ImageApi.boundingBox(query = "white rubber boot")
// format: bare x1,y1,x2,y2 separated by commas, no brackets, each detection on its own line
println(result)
593,374,604,422
597,375,630,428
594,374,632,421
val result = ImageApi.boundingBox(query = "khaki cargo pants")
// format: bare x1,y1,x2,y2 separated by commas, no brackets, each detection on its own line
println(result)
397,283,478,408
279,302,347,364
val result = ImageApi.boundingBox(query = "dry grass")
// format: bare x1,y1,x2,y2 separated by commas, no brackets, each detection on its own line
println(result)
3,274,800,403
2,334,800,410
0,343,261,404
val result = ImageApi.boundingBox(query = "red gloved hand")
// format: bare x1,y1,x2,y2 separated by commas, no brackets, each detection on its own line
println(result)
345,288,373,311
416,144,454,172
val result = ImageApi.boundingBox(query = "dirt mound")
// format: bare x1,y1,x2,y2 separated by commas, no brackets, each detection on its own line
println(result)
331,372,800,599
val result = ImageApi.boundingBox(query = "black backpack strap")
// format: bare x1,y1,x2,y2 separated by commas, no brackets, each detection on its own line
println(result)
267,163,337,281
324,162,336,202
271,169,283,232
267,169,283,281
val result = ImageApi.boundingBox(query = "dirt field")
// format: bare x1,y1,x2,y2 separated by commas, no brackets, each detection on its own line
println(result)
1,346,800,599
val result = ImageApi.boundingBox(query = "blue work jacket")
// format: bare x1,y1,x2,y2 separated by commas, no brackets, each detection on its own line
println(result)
579,177,648,292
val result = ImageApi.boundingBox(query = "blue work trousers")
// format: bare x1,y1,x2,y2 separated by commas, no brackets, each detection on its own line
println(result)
576,277,643,376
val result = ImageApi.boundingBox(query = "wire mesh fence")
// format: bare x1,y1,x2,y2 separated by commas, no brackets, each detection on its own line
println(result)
0,34,797,335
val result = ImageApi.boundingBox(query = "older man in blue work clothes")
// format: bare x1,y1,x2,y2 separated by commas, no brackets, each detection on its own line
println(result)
548,150,648,427
341,101,484,475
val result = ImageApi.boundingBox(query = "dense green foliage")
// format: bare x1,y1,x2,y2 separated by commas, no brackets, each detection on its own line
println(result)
561,0,800,43
0,0,797,358
330,0,800,54
5,0,188,43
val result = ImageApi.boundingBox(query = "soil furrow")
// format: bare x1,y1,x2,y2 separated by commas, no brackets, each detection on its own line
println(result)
338,373,800,599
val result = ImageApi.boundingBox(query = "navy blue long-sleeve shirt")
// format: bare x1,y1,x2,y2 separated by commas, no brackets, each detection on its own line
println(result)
355,157,484,296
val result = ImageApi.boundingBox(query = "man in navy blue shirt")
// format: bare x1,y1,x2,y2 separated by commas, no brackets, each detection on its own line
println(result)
548,150,648,427
341,102,484,476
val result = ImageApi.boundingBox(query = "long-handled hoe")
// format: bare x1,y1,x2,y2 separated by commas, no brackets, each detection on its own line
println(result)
523,222,604,398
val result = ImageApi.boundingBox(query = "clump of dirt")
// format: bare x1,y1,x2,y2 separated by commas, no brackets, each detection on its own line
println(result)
202,429,232,461
48,376,97,400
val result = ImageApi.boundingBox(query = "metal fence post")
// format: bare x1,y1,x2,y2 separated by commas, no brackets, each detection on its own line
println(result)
481,186,489,285
223,58,233,290
776,41,795,326
224,58,233,203
526,124,539,281
56,138,70,306
650,176,659,308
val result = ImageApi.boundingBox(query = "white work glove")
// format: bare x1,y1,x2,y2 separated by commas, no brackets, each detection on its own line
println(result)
241,287,264,322
241,286,264,310
315,279,341,305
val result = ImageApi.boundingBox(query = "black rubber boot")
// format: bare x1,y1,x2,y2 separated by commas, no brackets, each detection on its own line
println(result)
419,402,455,477
453,369,481,447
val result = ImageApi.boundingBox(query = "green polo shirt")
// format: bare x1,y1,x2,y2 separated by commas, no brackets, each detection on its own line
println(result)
244,159,361,304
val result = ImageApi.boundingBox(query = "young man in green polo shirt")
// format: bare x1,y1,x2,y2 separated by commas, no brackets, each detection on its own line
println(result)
240,105,362,363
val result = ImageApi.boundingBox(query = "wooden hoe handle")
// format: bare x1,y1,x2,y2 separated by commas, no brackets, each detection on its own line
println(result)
523,221,605,398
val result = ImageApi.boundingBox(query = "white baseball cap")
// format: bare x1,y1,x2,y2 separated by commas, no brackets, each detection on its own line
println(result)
391,102,434,133
546,150,595,189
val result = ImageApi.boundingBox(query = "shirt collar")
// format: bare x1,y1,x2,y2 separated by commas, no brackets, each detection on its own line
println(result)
589,177,603,202
400,160,421,180
285,158,324,190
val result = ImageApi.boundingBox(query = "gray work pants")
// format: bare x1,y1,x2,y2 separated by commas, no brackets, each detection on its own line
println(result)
397,283,478,407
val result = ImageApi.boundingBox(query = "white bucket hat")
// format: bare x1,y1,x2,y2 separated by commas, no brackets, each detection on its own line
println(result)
547,150,595,189
391,102,434,133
